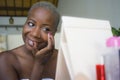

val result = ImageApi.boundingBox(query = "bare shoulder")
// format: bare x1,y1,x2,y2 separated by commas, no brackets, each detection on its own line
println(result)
0,51,13,60
0,50,18,66
0,50,20,80
0,50,19,72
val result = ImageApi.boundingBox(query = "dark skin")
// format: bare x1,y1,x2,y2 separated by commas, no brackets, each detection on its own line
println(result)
0,7,58,80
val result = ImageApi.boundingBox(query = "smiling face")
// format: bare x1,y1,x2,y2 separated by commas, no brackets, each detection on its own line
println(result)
22,7,57,52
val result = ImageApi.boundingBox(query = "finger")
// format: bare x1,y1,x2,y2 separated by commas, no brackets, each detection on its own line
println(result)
50,33,55,46
47,33,54,50
35,33,54,56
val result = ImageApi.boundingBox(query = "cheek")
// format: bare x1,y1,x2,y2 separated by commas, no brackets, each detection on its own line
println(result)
41,33,48,42
22,25,30,40
22,25,31,35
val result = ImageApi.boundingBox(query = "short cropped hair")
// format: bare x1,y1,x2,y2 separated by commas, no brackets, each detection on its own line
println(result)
28,1,61,28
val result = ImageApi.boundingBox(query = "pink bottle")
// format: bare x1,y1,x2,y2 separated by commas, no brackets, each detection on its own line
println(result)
104,36,120,80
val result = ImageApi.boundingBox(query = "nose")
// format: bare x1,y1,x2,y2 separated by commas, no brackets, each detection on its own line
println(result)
31,27,41,38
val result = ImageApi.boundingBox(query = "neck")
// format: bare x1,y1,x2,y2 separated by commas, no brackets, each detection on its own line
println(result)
21,45,35,57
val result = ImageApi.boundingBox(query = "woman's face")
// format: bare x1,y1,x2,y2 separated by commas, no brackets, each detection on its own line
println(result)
22,7,57,51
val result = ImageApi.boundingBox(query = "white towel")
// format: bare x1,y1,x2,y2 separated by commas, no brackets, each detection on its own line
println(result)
21,78,53,80
21,79,29,80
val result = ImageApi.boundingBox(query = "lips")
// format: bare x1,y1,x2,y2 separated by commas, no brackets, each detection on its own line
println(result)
27,38,38,49
26,37,48,51
28,39,34,47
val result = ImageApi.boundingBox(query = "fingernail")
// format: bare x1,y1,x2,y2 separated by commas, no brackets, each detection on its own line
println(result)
48,33,51,38
49,32,52,35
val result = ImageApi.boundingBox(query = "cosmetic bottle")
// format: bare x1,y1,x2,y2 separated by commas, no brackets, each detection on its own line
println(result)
96,56,106,80
104,36,120,80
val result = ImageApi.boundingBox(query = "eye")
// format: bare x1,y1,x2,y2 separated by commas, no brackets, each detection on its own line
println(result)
41,27,51,33
28,22,35,27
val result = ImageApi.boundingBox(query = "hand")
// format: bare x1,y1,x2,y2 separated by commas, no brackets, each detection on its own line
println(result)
35,33,55,64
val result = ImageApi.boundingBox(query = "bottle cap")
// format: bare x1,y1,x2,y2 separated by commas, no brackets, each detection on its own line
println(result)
106,36,119,47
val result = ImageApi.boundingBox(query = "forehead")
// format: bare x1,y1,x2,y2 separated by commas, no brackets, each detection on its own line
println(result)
29,7,54,20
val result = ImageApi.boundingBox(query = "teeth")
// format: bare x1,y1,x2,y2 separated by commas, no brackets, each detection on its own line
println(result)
28,40,34,46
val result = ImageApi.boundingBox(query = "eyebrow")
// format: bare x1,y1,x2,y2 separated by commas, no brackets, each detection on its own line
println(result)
28,18,36,23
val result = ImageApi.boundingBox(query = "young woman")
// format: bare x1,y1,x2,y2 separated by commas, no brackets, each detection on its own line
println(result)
0,1,60,80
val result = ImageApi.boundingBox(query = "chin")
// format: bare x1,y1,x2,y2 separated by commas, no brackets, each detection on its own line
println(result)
37,42,47,50
25,43,34,51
